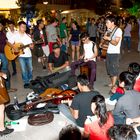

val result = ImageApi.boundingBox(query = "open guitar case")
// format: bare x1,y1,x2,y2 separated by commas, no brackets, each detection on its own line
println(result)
29,71,77,94
5,101,59,121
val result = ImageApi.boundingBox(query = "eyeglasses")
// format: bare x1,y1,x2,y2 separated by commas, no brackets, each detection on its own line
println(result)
81,38,86,42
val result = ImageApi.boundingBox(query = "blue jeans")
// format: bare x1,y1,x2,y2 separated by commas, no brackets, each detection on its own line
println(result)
123,36,131,50
58,104,76,124
18,57,33,84
0,53,10,89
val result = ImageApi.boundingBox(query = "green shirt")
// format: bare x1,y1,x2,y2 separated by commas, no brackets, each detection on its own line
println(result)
59,23,67,38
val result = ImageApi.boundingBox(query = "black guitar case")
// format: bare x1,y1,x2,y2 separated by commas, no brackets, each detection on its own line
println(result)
5,102,59,120
29,71,77,94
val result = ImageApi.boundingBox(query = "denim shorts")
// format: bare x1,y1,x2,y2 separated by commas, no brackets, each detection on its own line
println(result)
71,41,79,46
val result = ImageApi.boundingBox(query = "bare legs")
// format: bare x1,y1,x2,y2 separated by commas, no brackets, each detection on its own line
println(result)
111,76,118,87
71,45,80,62
0,104,5,131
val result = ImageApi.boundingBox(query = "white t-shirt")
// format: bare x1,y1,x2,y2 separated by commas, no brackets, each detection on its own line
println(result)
9,32,32,57
6,30,17,41
107,28,122,54
84,41,96,62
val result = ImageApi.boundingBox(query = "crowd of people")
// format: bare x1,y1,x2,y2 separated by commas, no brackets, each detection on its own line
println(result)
0,13,140,139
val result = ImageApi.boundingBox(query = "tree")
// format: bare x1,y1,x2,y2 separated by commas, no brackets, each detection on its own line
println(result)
95,0,113,15
16,0,38,26
127,2,140,17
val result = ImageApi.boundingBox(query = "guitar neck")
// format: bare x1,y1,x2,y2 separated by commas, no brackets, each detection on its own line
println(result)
19,43,32,50
19,39,43,50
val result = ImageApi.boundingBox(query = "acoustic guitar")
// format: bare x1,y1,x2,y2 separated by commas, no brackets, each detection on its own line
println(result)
24,89,77,112
4,39,43,60
100,32,111,58
5,89,77,120
100,26,118,58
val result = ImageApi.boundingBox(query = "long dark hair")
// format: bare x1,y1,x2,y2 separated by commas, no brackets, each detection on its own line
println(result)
91,95,108,127
119,71,136,90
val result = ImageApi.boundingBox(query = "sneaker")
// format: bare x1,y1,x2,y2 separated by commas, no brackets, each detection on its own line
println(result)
0,127,14,136
24,83,30,89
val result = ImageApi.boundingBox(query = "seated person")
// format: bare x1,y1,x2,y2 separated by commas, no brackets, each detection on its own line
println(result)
128,62,140,92
126,116,140,134
108,124,137,140
113,71,140,125
58,74,100,128
59,124,82,140
0,72,14,136
105,72,126,105
106,62,140,105
71,32,98,89
84,95,114,140
48,42,69,73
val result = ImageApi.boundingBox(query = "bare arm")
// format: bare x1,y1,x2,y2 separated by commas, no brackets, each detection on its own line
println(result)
103,35,121,46
48,63,53,73
70,107,79,119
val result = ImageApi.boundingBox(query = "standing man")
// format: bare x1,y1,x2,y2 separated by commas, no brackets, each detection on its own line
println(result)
88,18,97,43
33,19,48,70
6,21,17,76
59,17,68,53
0,21,17,92
100,15,122,87
9,21,33,88
46,18,61,53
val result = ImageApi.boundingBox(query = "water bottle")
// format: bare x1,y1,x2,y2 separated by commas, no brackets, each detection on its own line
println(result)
5,121,19,126
13,96,19,110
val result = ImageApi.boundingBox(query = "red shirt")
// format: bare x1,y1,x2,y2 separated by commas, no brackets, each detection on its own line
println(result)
84,112,114,140
134,78,140,92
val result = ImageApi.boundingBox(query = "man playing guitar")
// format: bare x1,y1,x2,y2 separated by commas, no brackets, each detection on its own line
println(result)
8,21,33,88
71,32,98,89
100,15,122,88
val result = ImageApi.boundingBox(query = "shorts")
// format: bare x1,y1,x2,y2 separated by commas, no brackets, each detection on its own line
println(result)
71,41,79,46
106,54,120,76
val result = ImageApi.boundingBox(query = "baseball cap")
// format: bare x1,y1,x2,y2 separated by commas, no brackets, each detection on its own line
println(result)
53,43,60,49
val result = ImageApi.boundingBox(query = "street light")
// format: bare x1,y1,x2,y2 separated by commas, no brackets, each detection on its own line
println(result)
43,1,48,5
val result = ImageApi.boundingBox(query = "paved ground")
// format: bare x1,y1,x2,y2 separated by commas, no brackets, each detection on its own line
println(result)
1,25,140,140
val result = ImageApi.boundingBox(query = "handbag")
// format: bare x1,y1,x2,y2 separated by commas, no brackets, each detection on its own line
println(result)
0,77,10,105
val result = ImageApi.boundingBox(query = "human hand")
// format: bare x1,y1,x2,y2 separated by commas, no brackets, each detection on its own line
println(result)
0,73,7,79
126,118,133,125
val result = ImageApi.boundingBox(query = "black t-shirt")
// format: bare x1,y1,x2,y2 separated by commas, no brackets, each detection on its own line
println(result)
48,51,68,67
71,91,99,127
70,29,81,41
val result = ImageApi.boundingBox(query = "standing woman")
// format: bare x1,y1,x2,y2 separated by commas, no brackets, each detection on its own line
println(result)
68,21,81,62
84,95,114,140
